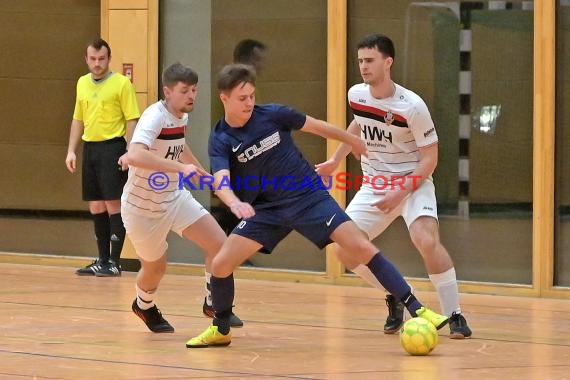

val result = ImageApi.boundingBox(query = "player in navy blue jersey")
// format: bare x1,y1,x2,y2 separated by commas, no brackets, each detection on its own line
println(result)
186,64,448,348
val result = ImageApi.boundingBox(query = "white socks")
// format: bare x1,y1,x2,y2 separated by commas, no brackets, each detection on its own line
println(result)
205,271,213,307
429,267,461,317
136,284,156,310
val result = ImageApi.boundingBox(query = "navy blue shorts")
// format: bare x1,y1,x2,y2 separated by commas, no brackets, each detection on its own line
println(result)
231,192,352,253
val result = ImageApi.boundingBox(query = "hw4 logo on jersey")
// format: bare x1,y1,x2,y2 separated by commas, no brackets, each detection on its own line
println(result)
237,131,281,163
361,124,393,143
165,144,184,160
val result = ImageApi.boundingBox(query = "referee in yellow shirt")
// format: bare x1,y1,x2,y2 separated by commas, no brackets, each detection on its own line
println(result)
65,38,140,277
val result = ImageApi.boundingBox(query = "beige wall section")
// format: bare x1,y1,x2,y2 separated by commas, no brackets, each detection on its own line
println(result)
100,0,158,260
0,0,99,210
108,10,148,91
109,0,148,8
101,0,158,108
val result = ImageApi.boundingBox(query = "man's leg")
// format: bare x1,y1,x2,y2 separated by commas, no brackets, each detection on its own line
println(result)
338,187,409,332
106,200,125,264
132,254,174,333
186,234,262,348
409,216,472,338
95,200,123,277
331,221,448,330
93,137,127,276
180,213,244,327
124,208,174,333
76,200,110,276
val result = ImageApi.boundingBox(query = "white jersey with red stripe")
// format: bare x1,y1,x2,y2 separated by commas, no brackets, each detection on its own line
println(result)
122,100,188,216
348,82,438,187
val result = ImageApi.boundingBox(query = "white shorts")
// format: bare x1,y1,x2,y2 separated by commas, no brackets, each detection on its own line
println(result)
121,191,209,262
345,180,438,239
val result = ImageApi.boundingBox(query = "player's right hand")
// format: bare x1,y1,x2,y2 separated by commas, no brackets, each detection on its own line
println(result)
65,152,76,173
229,201,255,219
182,164,210,185
350,137,368,160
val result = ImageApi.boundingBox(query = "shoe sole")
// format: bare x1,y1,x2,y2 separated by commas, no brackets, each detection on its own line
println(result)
449,331,472,339
75,272,96,276
95,273,122,277
149,328,174,333
186,341,231,348
383,322,403,334
132,307,175,333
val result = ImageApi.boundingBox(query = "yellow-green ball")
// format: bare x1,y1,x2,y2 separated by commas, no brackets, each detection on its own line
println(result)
399,317,438,356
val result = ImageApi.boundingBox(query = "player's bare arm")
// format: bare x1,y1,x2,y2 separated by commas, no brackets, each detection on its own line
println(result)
118,118,138,170
65,119,85,173
212,169,255,219
314,119,361,178
127,142,208,178
301,116,367,160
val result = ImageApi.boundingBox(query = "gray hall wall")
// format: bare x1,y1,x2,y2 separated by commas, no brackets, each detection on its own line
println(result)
160,0,212,208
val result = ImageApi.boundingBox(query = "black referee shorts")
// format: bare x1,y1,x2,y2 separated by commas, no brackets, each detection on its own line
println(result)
82,137,127,201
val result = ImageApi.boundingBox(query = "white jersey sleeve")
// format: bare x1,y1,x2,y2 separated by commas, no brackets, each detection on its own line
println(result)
409,99,438,148
130,105,162,148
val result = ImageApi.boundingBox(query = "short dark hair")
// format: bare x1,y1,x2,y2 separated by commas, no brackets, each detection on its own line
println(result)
357,34,395,60
217,63,256,92
162,62,198,88
233,39,266,65
87,37,111,58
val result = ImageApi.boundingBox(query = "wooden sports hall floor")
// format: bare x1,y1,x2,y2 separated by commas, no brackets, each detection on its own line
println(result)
1,262,570,380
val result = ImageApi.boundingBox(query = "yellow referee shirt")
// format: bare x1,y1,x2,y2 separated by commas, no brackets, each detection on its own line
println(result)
73,72,140,142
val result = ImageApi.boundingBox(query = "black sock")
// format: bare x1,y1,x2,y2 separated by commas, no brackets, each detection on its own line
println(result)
211,274,235,335
109,213,126,263
93,212,110,262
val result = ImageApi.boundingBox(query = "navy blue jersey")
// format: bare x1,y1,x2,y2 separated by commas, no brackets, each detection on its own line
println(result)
209,103,325,208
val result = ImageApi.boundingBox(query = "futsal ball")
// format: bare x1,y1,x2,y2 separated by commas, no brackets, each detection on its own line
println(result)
399,317,438,356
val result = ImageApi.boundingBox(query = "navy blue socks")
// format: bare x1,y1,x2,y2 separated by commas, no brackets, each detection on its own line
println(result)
366,252,423,315
211,274,235,334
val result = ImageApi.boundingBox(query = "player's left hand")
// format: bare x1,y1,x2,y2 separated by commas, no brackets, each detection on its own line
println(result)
229,201,255,219
314,158,339,186
118,153,129,171
371,189,408,214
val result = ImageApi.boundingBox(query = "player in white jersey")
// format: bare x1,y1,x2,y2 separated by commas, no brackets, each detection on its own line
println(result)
122,63,242,333
316,34,471,339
